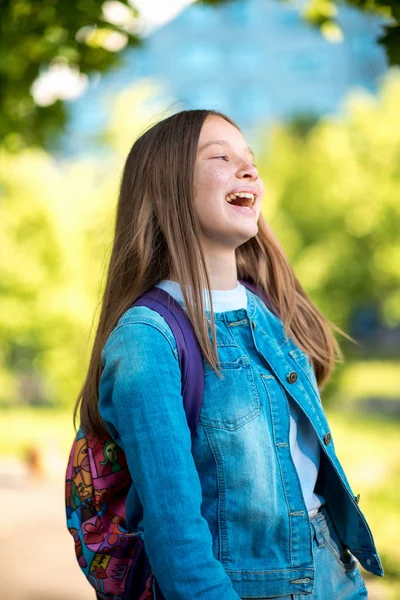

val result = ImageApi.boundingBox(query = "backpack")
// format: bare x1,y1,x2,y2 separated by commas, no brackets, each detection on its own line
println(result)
65,279,269,600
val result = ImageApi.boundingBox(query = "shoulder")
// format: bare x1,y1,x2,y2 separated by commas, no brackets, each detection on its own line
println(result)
102,305,179,364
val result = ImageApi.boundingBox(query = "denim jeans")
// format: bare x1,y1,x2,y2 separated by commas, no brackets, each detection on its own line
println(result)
256,505,368,600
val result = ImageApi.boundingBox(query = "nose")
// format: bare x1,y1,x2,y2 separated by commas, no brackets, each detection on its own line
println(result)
237,160,258,180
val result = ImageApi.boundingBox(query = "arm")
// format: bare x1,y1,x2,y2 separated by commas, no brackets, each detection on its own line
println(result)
99,316,241,600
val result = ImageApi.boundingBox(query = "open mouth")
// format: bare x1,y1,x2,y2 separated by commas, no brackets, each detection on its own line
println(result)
225,192,256,210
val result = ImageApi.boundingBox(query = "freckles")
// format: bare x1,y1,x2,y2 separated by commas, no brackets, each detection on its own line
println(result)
201,166,230,196
207,164,229,183
194,162,230,199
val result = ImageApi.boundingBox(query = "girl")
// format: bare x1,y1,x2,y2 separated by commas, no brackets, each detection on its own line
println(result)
74,109,382,599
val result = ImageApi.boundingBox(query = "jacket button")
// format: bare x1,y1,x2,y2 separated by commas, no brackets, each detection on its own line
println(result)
324,433,331,445
287,371,298,383
355,493,360,505
251,321,256,330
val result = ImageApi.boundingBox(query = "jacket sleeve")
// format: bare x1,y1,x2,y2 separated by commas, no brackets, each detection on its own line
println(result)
99,317,241,600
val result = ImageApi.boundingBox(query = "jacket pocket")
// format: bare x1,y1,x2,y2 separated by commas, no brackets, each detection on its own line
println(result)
199,355,261,430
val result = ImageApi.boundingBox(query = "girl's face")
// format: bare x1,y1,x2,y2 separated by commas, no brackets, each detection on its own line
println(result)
193,115,264,250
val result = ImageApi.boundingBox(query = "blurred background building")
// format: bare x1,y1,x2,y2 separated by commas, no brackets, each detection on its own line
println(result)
63,0,388,155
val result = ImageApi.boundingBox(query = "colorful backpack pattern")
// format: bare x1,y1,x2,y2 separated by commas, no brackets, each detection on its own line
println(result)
66,429,153,599
65,280,269,599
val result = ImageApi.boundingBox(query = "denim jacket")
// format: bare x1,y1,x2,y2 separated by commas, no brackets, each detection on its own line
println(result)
99,286,383,600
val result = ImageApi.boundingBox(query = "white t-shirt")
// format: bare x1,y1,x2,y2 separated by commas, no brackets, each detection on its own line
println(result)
155,279,323,517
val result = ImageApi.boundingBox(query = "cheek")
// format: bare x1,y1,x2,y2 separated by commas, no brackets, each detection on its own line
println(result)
194,164,229,200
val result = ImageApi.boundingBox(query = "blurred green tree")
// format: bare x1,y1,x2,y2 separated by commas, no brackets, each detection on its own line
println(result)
0,0,141,149
259,69,400,341
1,0,399,149
0,80,169,407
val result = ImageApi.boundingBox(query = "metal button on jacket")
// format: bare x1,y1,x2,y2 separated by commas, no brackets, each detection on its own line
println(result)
324,432,331,445
287,371,298,383
251,321,256,330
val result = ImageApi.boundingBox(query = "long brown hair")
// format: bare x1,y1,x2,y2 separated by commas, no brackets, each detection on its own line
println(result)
74,108,354,437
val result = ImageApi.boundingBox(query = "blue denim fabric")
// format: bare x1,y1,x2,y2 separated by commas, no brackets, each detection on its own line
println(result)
266,506,368,599
99,287,382,600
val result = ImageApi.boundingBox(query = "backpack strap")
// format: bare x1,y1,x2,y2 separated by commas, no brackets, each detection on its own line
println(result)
133,287,205,436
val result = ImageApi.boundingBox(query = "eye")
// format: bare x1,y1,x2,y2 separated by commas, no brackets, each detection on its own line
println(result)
213,155,229,161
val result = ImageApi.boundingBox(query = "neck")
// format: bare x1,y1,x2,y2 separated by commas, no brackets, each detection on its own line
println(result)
170,248,238,291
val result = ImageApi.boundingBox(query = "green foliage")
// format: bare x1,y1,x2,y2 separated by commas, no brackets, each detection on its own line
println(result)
0,80,169,407
0,145,111,407
300,0,400,58
0,0,141,149
335,360,400,401
1,0,400,148
259,69,400,339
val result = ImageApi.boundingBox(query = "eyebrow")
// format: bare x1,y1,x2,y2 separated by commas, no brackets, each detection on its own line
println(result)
198,140,254,159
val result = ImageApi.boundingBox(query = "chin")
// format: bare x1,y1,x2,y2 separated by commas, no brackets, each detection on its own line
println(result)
236,225,259,246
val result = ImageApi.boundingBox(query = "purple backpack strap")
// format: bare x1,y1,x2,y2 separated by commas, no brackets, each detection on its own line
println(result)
133,286,204,436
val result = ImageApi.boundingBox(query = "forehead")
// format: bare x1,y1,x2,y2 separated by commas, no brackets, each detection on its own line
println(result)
197,115,246,148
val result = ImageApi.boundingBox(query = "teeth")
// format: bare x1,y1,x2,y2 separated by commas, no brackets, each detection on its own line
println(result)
225,192,255,204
